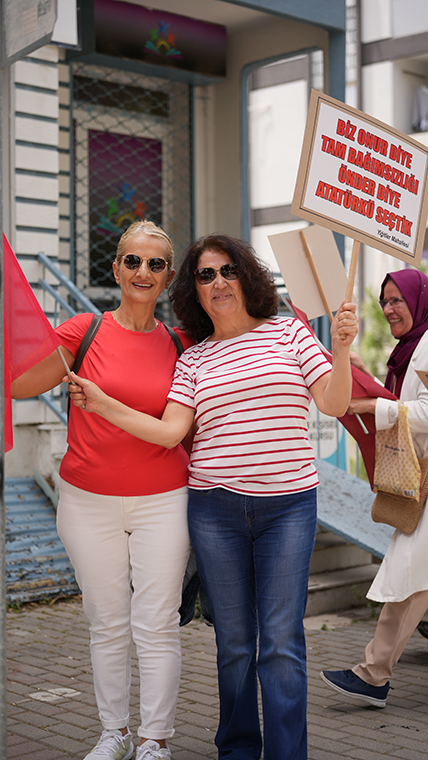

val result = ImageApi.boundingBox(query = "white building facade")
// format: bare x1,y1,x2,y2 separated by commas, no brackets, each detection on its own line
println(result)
247,0,428,309
3,0,346,482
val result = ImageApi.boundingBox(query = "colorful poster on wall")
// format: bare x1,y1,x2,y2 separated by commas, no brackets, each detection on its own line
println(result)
88,129,162,286
291,90,428,266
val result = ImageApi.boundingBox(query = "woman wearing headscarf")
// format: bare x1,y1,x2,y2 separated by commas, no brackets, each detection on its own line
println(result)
321,268,428,708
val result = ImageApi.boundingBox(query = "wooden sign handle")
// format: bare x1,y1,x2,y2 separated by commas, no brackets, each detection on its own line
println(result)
299,230,334,323
345,239,360,303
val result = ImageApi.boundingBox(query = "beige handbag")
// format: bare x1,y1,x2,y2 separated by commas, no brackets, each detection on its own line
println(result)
373,404,421,499
372,404,428,534
372,459,428,534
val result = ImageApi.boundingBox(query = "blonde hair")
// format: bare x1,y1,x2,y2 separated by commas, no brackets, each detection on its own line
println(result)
115,220,174,268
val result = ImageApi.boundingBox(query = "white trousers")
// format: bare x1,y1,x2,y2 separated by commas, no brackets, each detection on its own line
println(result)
57,479,190,739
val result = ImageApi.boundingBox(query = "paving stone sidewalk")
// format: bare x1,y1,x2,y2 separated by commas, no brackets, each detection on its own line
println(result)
6,598,428,759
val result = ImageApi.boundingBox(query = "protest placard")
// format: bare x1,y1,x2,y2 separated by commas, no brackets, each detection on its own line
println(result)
291,90,428,268
268,225,348,321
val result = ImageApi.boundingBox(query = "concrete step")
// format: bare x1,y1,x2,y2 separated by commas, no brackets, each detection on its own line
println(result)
306,563,379,617
310,531,372,575
316,458,394,559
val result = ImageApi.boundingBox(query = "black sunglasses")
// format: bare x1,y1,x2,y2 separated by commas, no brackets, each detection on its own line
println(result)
122,254,168,273
193,263,239,285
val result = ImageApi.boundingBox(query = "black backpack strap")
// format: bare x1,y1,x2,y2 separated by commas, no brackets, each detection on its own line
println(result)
160,321,184,357
67,314,103,418
73,314,103,374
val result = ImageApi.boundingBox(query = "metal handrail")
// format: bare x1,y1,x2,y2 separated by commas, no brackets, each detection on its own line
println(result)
37,253,102,316
39,391,68,426
39,280,75,318
37,253,101,424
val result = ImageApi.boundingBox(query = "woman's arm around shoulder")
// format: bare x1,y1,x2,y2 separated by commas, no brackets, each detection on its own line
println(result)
67,373,195,448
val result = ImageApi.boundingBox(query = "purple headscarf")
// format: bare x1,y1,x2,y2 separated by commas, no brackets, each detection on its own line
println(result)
381,269,428,396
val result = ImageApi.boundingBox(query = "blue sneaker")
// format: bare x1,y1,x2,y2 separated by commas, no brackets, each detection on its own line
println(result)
320,669,390,707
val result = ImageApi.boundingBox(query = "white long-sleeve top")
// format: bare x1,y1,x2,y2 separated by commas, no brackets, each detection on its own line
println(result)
368,329,428,602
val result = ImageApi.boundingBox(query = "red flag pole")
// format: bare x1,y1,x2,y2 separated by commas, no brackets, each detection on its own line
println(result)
355,413,369,434
57,347,73,384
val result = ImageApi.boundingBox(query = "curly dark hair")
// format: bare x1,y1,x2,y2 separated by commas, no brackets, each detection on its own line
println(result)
170,234,278,342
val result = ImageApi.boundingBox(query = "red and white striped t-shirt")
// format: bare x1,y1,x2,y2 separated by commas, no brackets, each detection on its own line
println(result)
167,317,332,496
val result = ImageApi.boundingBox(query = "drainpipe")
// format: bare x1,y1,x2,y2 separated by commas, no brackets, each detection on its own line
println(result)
0,32,7,760
355,0,365,332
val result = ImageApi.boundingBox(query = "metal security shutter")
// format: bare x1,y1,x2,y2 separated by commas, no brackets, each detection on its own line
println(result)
72,61,192,320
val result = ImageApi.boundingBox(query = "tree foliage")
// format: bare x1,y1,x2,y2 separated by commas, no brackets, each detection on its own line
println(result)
359,286,396,382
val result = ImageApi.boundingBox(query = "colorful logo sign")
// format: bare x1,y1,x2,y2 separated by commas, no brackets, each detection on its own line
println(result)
145,20,182,59
95,0,226,78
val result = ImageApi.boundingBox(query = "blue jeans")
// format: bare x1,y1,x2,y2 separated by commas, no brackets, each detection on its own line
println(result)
188,487,317,760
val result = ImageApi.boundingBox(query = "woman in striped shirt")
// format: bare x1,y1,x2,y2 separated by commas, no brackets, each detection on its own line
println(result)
68,234,358,760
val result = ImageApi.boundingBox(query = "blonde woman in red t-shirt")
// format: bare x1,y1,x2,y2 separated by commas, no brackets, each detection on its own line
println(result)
11,221,193,760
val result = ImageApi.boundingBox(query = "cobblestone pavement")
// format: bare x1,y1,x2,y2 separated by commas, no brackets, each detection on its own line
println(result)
6,598,428,759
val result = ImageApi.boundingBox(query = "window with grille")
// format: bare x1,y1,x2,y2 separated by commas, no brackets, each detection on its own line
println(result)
72,61,192,317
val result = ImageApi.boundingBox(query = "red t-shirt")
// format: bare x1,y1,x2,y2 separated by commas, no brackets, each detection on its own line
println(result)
56,312,193,496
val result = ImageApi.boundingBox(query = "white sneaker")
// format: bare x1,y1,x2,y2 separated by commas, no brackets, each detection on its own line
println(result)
135,740,172,760
83,729,134,760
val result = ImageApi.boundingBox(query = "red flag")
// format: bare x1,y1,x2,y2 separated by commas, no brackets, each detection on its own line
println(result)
287,301,397,487
3,234,61,451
